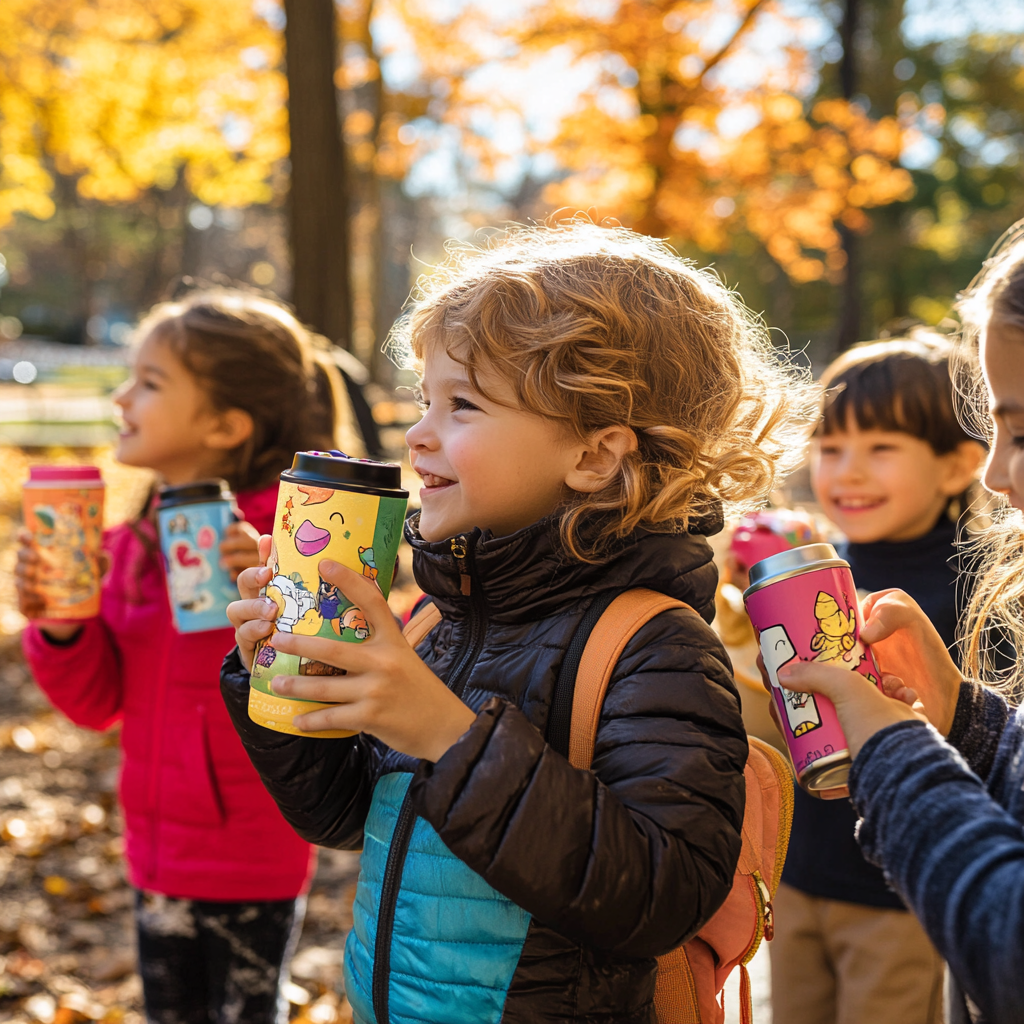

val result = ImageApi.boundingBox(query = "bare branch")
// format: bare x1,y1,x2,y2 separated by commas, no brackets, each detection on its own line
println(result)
699,0,770,79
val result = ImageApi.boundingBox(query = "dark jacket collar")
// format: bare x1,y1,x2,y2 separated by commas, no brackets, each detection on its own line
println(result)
843,513,957,569
406,508,723,625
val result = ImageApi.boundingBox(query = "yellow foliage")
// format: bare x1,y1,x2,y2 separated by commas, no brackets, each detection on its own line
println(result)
0,0,289,227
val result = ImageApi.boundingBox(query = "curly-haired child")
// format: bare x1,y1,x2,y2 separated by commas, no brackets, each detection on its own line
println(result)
221,221,815,1023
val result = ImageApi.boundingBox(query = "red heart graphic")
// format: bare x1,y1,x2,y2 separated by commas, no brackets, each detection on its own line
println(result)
173,542,202,568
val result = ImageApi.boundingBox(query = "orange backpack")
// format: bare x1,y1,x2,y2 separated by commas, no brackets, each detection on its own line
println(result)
404,588,793,1024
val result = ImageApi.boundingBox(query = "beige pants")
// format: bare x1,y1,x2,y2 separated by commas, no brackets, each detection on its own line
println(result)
770,882,944,1024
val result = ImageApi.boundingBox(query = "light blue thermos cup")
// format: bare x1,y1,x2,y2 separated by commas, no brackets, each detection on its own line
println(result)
156,479,238,633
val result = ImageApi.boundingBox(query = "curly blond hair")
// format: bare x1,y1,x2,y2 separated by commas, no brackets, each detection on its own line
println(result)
390,220,817,559
953,226,1024,696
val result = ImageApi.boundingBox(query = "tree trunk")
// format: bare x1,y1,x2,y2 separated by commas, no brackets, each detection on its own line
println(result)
835,0,862,353
283,0,351,347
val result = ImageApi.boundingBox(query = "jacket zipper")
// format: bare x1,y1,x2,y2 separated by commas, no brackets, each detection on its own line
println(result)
371,534,488,1022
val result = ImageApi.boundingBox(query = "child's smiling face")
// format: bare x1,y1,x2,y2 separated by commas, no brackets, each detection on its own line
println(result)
114,333,221,483
406,346,589,543
114,331,254,485
811,417,982,543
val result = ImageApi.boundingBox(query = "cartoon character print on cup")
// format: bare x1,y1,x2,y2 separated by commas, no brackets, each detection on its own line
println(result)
744,544,882,795
248,462,407,738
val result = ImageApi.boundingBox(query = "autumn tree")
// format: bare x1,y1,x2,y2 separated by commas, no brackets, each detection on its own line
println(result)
284,0,351,347
394,0,914,290
0,0,288,337
0,0,286,221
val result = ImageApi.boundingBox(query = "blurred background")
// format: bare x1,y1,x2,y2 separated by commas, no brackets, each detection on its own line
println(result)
0,1,1022,1021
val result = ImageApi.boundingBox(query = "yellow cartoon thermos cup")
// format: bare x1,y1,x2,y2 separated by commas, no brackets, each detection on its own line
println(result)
248,451,409,737
23,465,105,620
743,543,881,797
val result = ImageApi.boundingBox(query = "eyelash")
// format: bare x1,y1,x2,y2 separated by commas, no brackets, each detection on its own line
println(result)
412,390,479,413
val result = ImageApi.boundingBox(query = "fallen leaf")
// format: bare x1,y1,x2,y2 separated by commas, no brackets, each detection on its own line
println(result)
44,875,71,896
7,948,46,978
24,992,57,1023
53,1009,88,1024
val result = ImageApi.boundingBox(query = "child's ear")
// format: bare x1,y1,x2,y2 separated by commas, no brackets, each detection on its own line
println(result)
205,407,255,452
564,426,638,494
939,440,987,496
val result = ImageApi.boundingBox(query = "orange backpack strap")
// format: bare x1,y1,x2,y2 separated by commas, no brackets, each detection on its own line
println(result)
567,589,688,770
403,601,442,649
567,589,794,1024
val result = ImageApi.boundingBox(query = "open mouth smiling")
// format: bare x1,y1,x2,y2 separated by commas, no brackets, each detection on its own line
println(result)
832,496,886,512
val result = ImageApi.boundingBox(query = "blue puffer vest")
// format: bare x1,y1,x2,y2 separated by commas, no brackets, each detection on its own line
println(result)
345,773,531,1024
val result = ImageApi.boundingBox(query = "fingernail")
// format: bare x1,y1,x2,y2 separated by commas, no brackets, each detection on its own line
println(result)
778,666,793,679
270,632,283,646
260,598,277,615
270,676,287,694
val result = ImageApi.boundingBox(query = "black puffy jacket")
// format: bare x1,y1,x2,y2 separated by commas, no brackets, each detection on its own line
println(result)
221,514,747,1024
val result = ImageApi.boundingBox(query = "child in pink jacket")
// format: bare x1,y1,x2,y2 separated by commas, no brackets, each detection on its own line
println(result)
17,289,362,1024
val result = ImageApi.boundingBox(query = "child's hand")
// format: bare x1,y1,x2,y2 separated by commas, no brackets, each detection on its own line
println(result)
227,534,279,671
266,559,477,762
859,589,961,736
14,528,88,642
219,521,262,582
777,662,924,760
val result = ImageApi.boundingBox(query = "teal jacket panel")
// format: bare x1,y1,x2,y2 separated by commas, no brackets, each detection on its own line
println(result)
345,771,532,1024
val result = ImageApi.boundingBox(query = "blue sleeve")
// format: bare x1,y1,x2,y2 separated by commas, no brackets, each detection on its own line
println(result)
945,680,1010,781
850,719,1024,1024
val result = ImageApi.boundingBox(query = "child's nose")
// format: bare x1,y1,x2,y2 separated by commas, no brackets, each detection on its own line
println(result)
835,450,866,481
406,415,435,451
982,446,1011,497
112,380,132,408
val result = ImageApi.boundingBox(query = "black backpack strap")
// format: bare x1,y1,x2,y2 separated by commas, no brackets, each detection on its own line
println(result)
546,589,623,759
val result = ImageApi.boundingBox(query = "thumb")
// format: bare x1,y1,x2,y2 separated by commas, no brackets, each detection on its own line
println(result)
859,589,919,646
258,534,273,565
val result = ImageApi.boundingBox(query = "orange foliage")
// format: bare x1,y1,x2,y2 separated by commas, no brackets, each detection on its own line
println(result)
398,0,914,283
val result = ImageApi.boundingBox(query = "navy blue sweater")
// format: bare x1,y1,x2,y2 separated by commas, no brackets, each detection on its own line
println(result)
851,682,1018,1024
782,516,961,907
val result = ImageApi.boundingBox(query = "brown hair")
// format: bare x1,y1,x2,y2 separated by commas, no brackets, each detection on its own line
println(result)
136,289,363,493
954,225,1024,695
389,219,817,560
819,335,975,455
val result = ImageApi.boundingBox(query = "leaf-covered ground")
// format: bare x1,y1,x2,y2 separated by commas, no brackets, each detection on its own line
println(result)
0,637,364,1024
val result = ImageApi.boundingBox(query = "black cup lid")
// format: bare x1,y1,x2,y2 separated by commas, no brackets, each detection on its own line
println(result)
157,479,233,508
281,451,408,498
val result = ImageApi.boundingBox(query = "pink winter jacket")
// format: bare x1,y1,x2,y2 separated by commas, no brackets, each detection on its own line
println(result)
23,484,316,902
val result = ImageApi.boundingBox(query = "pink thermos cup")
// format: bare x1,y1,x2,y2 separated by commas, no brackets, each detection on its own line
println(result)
743,543,881,796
